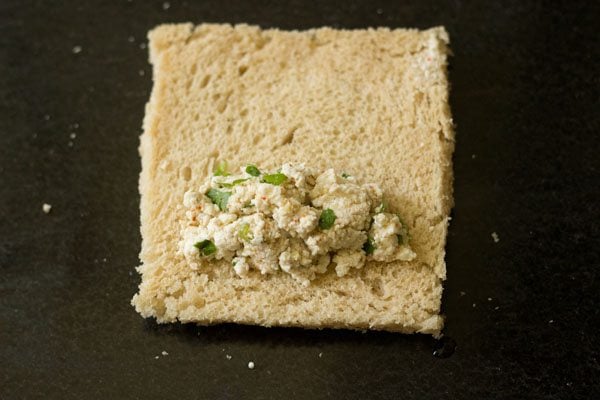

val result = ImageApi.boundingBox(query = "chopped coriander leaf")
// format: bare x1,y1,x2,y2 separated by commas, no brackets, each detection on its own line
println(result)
397,234,404,245
238,223,254,241
318,208,336,230
245,164,261,177
220,178,249,188
374,202,387,213
396,215,411,244
262,173,288,185
213,160,230,176
194,240,217,256
341,172,351,178
363,236,376,255
206,188,231,211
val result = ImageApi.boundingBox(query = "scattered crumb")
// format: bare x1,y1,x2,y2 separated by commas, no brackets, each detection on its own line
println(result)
102,258,107,262
154,356,159,359
376,8,383,14
128,36,135,43
68,141,73,147
226,354,232,360
162,2,171,10
494,306,500,310
71,122,79,129
471,154,476,159
549,320,554,324
487,297,492,301
138,69,145,76
460,291,466,296
42,203,52,214
472,303,476,308
161,351,168,356
247,361,255,369
44,114,51,120
139,42,147,49
318,352,323,358
491,232,500,243
72,45,82,54
69,132,77,139
128,271,133,276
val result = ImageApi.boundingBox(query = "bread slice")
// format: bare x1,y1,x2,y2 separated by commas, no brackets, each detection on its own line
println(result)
132,23,454,335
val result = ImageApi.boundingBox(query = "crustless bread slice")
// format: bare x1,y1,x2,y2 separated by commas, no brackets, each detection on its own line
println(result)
132,23,454,335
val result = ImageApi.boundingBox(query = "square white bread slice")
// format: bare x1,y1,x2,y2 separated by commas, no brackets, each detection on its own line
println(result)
132,23,454,335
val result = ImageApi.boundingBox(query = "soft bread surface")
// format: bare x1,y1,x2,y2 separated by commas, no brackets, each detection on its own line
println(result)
132,23,454,335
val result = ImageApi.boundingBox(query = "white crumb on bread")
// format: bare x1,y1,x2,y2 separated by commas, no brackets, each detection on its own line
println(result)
131,23,455,336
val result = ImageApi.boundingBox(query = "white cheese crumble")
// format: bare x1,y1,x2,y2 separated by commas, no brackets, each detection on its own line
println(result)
179,163,416,285
42,203,52,214
247,361,255,369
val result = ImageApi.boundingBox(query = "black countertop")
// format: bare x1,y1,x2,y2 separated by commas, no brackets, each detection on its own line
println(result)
1,1,599,398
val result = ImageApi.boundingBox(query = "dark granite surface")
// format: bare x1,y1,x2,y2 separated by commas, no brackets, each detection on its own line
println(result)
1,1,599,398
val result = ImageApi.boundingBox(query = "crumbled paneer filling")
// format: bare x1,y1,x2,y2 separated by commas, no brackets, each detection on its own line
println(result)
179,163,416,285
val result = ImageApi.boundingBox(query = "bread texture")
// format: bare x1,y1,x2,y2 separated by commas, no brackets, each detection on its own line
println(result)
132,23,454,335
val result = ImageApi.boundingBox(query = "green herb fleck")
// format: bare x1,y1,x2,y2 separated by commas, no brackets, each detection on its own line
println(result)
206,188,231,211
363,236,376,255
242,200,253,208
213,160,230,176
220,178,249,188
245,164,261,177
262,173,288,185
341,172,351,178
238,223,254,242
374,202,387,213
194,240,217,256
396,216,410,244
318,208,336,230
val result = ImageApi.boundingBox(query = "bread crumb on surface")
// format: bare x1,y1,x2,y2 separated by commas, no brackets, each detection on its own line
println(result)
460,291,466,296
128,36,135,43
162,2,170,10
549,320,554,324
226,354,232,360
72,45,82,54
69,132,76,139
42,203,52,214
154,356,159,359
491,232,500,243
318,352,323,358
487,297,492,301
161,350,168,356
247,361,255,369
139,42,146,49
